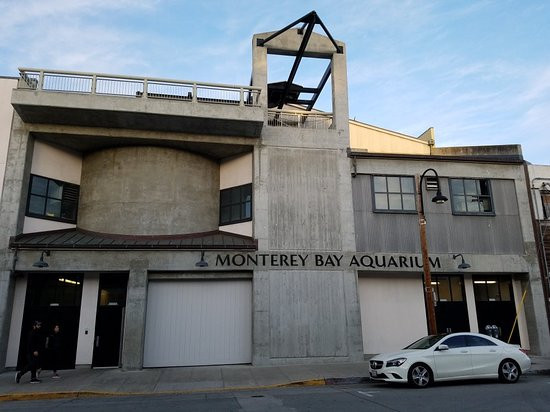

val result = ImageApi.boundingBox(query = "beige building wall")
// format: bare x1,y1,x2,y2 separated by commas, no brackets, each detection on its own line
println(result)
349,120,431,155
0,78,18,199
219,152,253,237
23,140,82,233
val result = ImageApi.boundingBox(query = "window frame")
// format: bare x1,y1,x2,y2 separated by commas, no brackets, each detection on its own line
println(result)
26,174,79,224
219,183,253,226
449,177,495,216
371,174,417,214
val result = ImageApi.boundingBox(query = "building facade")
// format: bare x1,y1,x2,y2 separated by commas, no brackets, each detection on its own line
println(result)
1,19,549,372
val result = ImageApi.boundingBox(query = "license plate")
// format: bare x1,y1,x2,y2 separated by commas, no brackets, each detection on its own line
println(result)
370,371,378,377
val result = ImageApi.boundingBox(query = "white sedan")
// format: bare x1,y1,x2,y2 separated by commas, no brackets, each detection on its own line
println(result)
368,332,531,388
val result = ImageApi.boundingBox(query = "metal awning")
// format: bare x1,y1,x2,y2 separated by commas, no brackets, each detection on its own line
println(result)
9,228,257,251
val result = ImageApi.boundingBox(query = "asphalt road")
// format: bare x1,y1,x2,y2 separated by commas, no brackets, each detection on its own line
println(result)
2,374,549,411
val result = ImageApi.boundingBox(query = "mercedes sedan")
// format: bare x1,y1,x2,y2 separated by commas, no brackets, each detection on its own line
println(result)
368,332,531,388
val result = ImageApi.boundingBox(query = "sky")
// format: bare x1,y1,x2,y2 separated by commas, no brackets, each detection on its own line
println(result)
1,0,549,164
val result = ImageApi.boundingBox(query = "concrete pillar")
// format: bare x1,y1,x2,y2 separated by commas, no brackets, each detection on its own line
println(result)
0,113,33,370
331,47,350,134
121,259,148,370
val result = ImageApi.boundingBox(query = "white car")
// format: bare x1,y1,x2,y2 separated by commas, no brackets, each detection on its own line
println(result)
368,332,531,388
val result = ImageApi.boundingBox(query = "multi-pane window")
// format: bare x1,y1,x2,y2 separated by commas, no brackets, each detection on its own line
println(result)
372,175,416,212
450,178,493,214
473,278,512,302
220,183,252,225
432,275,464,302
26,175,79,223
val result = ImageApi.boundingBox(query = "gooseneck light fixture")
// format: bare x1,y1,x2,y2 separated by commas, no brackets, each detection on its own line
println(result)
453,254,471,270
417,168,448,335
195,251,208,267
32,251,50,268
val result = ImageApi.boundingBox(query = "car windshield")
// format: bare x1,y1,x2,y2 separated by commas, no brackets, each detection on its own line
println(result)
403,334,448,350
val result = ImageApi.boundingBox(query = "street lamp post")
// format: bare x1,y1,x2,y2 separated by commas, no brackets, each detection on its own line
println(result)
417,168,448,335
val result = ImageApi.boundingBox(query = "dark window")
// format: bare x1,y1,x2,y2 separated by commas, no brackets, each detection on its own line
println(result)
441,335,467,349
432,275,464,302
372,175,416,212
220,183,252,225
450,178,494,215
26,175,79,223
466,335,497,347
473,278,512,302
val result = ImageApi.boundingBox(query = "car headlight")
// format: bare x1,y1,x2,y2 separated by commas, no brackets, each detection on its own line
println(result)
386,358,407,367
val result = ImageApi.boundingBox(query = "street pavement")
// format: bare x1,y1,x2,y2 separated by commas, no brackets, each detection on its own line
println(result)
1,357,550,402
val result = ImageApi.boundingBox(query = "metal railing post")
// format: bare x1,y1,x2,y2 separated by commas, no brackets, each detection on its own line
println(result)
91,75,97,94
38,71,44,91
239,88,244,106
143,79,148,98
192,84,198,103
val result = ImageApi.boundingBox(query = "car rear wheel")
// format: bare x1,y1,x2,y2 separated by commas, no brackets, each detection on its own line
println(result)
408,363,432,388
499,359,520,383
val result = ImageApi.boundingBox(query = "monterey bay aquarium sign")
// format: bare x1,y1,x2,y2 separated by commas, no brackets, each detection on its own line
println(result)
213,252,442,271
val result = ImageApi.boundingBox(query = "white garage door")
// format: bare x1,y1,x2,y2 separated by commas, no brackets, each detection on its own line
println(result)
359,275,428,355
143,279,252,367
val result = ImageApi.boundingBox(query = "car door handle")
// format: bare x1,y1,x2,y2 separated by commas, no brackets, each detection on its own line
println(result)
460,350,468,353
489,350,496,352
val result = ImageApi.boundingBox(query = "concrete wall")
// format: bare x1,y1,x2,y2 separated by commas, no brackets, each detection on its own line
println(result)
349,121,431,155
79,146,220,235
0,78,17,199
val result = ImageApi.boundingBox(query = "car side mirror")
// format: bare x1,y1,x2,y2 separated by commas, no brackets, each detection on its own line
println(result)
437,344,449,351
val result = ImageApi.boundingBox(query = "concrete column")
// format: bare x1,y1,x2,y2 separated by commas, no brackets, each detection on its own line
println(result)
463,274,479,333
0,113,33,370
121,259,149,370
251,37,268,111
252,270,270,365
342,270,365,361
331,47,350,134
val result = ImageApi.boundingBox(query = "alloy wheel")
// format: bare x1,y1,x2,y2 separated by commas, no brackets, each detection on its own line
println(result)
501,361,519,382
410,365,431,387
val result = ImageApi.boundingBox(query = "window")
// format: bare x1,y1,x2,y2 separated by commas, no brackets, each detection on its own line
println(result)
432,275,464,302
26,175,79,223
441,335,467,349
372,175,416,212
450,178,493,214
473,278,512,302
466,335,496,347
220,183,252,225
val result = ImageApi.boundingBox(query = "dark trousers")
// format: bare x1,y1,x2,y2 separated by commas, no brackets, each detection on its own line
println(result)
19,353,39,379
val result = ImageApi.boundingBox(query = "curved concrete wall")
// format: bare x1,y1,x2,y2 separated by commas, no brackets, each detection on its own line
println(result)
79,146,219,235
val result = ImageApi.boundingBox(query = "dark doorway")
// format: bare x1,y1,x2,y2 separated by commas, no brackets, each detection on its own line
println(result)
432,275,470,334
92,273,128,367
473,276,520,344
18,273,83,370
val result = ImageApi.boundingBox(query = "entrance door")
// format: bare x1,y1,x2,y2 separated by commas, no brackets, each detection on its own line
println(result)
18,273,83,370
92,274,128,368
473,277,519,343
432,275,470,334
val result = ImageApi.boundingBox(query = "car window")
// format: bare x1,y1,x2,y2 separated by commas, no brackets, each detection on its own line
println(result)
441,335,467,349
466,335,497,347
403,334,448,350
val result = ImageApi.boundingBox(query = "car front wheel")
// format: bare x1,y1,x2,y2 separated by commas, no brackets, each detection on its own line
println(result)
408,363,432,388
499,359,520,383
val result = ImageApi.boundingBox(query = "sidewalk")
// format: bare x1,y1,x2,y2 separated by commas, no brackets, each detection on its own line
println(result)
1,358,549,402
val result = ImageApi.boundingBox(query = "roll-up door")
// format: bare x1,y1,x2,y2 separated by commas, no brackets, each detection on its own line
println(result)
143,279,252,367
359,275,428,354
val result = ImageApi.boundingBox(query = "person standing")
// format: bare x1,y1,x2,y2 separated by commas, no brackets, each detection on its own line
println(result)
15,320,44,384
47,324,62,378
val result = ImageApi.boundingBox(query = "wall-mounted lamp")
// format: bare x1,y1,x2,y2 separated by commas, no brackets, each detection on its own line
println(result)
195,251,208,267
453,253,471,270
32,251,50,268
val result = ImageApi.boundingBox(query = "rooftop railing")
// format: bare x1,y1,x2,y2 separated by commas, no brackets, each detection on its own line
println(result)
18,68,262,107
267,109,333,129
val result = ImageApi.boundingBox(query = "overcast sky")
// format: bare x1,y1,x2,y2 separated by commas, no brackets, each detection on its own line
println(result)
1,0,548,164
